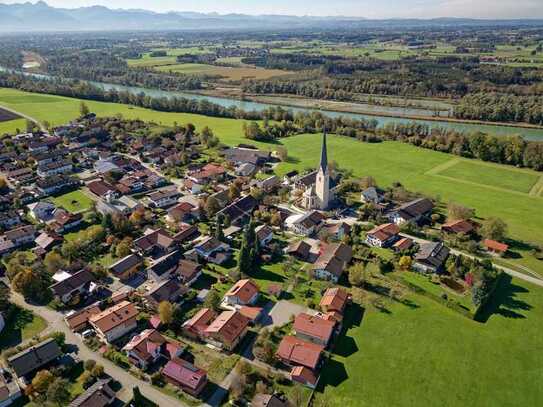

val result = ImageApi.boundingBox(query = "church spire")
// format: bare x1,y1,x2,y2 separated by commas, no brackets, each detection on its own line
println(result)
319,130,328,173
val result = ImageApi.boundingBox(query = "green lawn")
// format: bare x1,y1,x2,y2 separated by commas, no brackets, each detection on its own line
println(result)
0,307,47,352
439,160,540,194
0,118,26,135
316,276,543,406
51,190,94,213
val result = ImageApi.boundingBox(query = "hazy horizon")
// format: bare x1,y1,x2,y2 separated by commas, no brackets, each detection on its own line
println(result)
1,0,543,19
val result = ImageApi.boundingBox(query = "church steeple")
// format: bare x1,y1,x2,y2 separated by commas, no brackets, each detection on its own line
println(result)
319,130,328,173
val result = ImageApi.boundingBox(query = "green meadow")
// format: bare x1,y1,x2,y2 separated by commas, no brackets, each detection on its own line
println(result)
317,276,543,407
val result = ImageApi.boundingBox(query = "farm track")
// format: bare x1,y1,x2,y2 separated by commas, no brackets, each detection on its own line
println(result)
0,102,45,132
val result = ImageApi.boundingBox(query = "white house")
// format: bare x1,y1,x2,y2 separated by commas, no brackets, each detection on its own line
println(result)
147,188,181,209
223,279,259,307
36,160,73,178
255,225,273,247
286,211,325,236
89,301,138,343
27,201,56,223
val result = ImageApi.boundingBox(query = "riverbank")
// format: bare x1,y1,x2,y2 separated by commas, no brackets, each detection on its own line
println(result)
194,88,543,131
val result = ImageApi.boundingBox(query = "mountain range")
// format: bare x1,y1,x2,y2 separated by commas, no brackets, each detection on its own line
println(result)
0,1,542,32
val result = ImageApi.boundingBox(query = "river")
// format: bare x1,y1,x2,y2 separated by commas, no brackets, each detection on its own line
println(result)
3,67,543,141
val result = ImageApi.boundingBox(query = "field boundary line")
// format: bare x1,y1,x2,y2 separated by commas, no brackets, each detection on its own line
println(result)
425,158,461,175
430,173,540,198
0,102,45,132
529,175,543,197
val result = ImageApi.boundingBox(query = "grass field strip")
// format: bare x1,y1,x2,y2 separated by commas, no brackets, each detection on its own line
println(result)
529,175,543,197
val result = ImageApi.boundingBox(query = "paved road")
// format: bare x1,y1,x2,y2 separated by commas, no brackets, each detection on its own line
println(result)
402,233,543,288
7,289,188,407
0,103,46,132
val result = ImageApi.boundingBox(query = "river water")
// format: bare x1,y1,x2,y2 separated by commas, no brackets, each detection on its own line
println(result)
3,67,543,141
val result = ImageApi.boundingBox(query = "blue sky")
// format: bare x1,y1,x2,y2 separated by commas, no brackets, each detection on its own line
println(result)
2,0,543,18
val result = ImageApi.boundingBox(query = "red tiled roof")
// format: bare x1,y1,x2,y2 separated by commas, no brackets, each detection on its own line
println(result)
393,237,414,251
276,336,324,370
205,310,249,345
442,219,474,234
291,365,318,386
293,313,335,343
89,301,138,334
319,287,349,314
367,223,400,242
123,329,166,363
484,239,509,253
183,308,217,337
225,279,259,304
239,306,262,322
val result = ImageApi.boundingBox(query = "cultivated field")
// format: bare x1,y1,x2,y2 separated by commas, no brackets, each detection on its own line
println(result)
316,276,543,407
156,63,291,81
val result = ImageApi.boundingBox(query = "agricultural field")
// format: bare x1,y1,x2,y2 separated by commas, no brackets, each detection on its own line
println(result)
51,190,95,213
316,276,543,407
157,63,291,81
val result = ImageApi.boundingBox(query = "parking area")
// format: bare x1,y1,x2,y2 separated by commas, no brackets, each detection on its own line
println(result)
265,300,317,327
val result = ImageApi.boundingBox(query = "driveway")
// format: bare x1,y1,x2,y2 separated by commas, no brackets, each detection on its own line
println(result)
266,300,317,328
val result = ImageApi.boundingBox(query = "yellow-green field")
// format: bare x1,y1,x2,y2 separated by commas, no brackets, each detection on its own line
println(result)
156,63,291,81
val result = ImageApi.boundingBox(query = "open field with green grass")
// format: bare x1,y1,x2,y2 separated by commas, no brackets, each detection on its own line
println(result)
51,190,95,213
0,118,26,135
316,276,543,407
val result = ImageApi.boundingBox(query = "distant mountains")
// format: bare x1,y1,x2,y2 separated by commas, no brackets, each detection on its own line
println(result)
0,1,542,32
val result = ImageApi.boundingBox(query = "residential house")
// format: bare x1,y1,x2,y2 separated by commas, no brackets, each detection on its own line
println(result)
123,329,182,370
293,313,335,347
6,167,35,186
27,201,56,222
35,175,79,196
172,224,200,245
65,304,101,332
182,308,217,340
223,279,259,307
96,195,142,217
0,210,21,230
166,202,199,224
223,147,271,167
133,228,177,257
217,195,258,226
365,223,400,248
251,394,288,407
204,310,250,351
0,369,22,407
68,379,116,407
322,221,351,241
320,287,350,315
147,251,183,282
49,269,94,304
144,278,188,309
312,243,353,283
5,225,35,248
87,180,118,199
285,240,311,261
360,187,385,204
291,365,318,389
194,237,231,265
109,254,143,281
275,336,324,371
255,225,273,248
49,210,83,234
148,187,181,209
484,239,509,256
8,338,62,379
388,198,434,225
286,211,325,236
441,219,475,235
89,301,138,343
393,237,414,253
176,260,202,286
162,359,208,397
257,175,280,192
37,160,73,178
413,242,450,274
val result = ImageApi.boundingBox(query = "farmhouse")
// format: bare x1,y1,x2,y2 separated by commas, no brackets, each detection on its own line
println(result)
484,239,509,256
312,243,353,282
320,287,350,314
441,219,475,235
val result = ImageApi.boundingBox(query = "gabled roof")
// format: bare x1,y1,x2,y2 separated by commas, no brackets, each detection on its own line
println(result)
393,198,434,221
109,254,143,276
415,242,450,268
134,229,175,252
293,313,335,343
225,279,259,304
123,329,166,363
319,287,349,313
484,239,509,253
367,223,400,242
89,301,138,334
205,310,249,344
276,336,324,370
50,269,94,297
145,278,188,305
162,359,207,391
8,338,62,377
69,379,115,407
183,308,217,336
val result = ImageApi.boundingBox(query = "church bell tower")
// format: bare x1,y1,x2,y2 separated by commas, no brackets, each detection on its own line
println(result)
315,131,330,210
